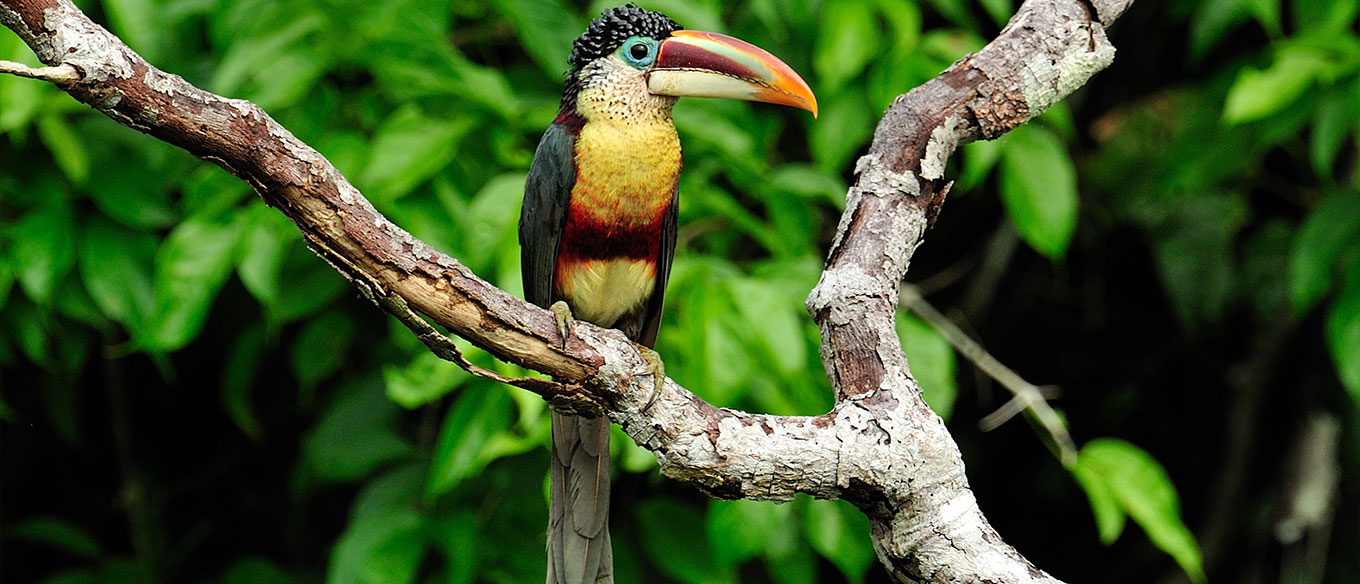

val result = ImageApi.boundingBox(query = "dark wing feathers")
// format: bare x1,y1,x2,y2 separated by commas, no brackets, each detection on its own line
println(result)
520,123,575,309
634,189,678,348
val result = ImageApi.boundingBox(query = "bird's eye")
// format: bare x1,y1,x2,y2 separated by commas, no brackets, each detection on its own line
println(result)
629,42,650,60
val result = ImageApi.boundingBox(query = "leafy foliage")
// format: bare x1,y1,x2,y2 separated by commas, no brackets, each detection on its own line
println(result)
3,1,1358,584
1072,439,1205,583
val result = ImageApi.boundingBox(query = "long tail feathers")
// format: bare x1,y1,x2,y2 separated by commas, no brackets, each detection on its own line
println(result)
547,412,613,584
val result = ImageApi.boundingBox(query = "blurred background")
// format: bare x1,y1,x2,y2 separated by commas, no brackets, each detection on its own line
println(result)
2,0,1357,582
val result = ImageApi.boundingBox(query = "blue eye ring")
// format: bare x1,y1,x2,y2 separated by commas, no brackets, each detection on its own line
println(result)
618,36,658,68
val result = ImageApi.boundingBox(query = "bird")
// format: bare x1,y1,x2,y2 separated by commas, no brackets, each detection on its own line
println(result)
518,5,816,583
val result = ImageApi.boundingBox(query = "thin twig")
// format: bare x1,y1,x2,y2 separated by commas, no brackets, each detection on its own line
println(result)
900,283,1079,467
0,60,79,84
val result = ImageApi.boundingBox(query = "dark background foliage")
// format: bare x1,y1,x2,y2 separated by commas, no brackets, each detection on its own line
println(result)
2,0,1357,583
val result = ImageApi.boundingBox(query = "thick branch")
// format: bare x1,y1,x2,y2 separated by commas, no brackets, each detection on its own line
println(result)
804,0,1127,579
1,0,1131,581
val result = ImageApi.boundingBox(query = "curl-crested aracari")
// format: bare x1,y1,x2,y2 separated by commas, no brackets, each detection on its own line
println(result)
518,5,816,582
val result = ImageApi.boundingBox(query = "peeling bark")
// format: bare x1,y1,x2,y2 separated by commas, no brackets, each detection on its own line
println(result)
0,0,1132,581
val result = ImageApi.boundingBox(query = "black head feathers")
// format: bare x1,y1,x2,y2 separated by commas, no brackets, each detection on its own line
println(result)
568,5,681,68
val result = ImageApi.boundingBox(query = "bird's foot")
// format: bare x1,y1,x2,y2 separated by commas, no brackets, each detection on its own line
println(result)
549,301,573,350
638,346,666,413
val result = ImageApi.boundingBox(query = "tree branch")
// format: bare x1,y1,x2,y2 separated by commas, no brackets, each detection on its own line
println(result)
0,0,1131,581
0,59,77,83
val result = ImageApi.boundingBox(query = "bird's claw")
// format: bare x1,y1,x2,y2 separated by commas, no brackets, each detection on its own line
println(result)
549,301,573,350
639,347,666,413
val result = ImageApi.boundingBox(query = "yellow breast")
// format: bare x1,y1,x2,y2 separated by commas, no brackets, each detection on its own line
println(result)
557,258,658,327
571,86,682,225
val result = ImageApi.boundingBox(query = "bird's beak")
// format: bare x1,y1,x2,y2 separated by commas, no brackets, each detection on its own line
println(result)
648,30,818,117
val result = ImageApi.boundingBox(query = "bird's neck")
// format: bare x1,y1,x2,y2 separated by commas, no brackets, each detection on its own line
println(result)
566,84,682,227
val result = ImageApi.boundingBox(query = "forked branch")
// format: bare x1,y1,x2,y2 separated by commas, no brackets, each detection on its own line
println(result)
0,0,1131,581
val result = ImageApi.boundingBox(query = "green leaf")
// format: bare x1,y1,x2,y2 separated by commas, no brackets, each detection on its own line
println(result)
763,505,816,584
11,199,76,305
8,299,49,364
895,313,957,421
0,259,12,312
979,0,1013,27
1191,0,1249,60
729,278,805,376
770,164,847,209
350,464,424,524
639,498,732,584
1309,86,1359,179
921,0,984,30
223,558,296,584
804,499,875,584
959,138,1001,192
314,131,371,180
704,312,754,405
1292,0,1360,34
372,45,518,118
210,14,324,98
1244,0,1282,37
78,216,155,332
182,164,252,218
327,508,425,584
360,105,476,203
86,154,178,230
459,173,526,271
267,248,350,325
919,28,986,63
1223,45,1333,124
707,499,789,567
619,0,723,33
148,214,241,351
236,206,300,309
873,0,922,61
36,114,90,184
1325,261,1360,404
1073,439,1206,584
384,351,471,409
765,547,816,584
291,313,356,389
674,101,760,173
1038,102,1078,142
426,387,513,496
303,383,413,483
491,0,582,75
0,44,50,132
8,517,103,560
103,0,164,60
1289,190,1360,315
810,87,873,173
1070,453,1127,543
426,512,478,584
222,325,266,439
998,125,1079,258
815,0,878,93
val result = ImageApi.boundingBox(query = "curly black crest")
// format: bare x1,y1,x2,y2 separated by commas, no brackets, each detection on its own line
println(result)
568,4,682,68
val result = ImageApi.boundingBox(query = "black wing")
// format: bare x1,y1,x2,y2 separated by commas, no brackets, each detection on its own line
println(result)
634,190,678,348
519,123,576,309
